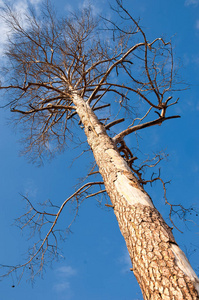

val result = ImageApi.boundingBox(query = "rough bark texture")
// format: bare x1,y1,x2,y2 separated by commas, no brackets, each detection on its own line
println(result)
72,93,199,299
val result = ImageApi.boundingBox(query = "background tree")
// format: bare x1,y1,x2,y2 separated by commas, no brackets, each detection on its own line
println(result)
0,0,199,299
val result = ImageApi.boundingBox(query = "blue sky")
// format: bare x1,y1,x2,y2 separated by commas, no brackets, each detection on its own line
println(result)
0,0,199,299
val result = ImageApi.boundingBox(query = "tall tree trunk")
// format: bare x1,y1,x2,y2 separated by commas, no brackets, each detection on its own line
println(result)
72,92,199,299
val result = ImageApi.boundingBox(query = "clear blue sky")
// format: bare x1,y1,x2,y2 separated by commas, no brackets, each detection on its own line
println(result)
0,0,199,299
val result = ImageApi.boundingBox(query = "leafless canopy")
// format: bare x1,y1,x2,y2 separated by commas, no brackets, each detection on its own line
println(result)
0,0,181,160
0,0,185,282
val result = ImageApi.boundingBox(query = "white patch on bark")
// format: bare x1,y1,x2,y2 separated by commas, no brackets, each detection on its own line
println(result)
171,244,199,294
72,93,103,135
115,173,153,207
94,125,102,135
106,149,132,172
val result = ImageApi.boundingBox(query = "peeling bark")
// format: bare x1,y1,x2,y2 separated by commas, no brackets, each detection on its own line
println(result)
72,93,199,299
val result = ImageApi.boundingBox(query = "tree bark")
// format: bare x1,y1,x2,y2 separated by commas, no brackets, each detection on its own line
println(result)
72,92,199,299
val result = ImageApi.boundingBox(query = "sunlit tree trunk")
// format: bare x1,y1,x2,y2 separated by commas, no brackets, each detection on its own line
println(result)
73,92,199,300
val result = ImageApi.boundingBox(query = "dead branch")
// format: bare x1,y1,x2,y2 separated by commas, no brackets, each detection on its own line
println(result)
85,189,106,199
113,115,180,142
93,103,110,111
105,118,125,130
0,181,104,281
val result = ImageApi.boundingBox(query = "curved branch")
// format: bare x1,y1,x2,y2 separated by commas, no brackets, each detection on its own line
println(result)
113,115,180,142
0,181,104,279
11,105,76,115
87,42,145,104
105,118,125,130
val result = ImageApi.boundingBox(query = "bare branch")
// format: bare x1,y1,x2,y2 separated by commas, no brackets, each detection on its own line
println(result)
93,103,110,111
113,115,180,142
85,189,106,199
105,118,125,130
0,181,104,280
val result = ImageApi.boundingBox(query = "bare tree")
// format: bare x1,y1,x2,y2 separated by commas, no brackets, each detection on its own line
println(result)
0,1,199,298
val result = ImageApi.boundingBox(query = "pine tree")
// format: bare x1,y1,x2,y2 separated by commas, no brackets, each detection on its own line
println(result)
0,1,198,298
